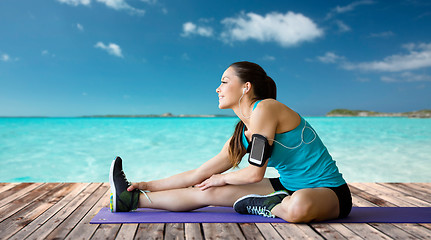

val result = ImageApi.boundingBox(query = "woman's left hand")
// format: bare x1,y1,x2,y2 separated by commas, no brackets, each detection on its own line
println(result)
196,174,226,191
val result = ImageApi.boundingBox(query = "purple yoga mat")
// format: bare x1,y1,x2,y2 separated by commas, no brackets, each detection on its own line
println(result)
90,207,431,224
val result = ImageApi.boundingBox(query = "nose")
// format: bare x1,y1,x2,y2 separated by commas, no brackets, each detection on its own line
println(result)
216,85,220,93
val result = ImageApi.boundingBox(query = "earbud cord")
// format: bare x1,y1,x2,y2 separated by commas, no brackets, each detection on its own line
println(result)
238,91,252,119
268,120,317,150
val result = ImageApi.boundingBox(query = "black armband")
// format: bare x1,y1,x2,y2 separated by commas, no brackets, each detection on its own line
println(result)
247,134,273,167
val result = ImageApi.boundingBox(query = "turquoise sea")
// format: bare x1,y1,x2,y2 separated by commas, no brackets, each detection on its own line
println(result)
1,117,430,183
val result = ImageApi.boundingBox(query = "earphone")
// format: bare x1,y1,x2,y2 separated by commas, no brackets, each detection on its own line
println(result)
239,88,251,119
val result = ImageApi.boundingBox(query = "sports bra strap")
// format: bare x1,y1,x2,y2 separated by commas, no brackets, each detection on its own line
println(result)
252,100,262,111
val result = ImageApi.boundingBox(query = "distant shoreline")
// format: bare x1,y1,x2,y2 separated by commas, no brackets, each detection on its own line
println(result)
326,109,431,118
2,110,431,118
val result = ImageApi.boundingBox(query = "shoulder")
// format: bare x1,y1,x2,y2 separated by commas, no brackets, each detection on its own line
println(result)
250,99,282,126
254,99,285,115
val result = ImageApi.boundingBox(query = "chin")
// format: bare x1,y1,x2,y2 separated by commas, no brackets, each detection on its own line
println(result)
218,102,229,110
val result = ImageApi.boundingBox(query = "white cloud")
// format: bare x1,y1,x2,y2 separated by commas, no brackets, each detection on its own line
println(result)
57,0,91,6
181,22,213,37
342,42,431,72
335,20,351,32
94,42,124,58
58,0,145,15
326,0,375,19
1,53,19,62
41,50,56,57
381,72,431,83
140,0,157,4
96,0,145,15
1,54,10,62
263,55,276,61
220,11,323,47
369,31,395,38
317,52,345,63
77,23,84,31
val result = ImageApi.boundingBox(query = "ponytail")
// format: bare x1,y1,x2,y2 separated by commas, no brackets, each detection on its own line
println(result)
228,120,246,168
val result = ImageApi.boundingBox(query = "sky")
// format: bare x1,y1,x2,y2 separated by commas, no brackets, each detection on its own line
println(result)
1,0,431,117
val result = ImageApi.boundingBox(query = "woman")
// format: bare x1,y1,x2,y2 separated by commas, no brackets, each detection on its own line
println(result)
109,61,352,223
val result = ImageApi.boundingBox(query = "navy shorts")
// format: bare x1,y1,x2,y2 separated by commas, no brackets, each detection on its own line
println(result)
269,178,352,219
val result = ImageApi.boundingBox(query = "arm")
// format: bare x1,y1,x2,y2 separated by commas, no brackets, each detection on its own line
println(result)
197,100,279,190
128,137,234,192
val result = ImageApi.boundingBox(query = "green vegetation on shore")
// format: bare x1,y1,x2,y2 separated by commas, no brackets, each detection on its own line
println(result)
327,109,431,118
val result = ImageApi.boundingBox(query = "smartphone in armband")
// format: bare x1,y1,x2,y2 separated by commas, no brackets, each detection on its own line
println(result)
248,134,272,167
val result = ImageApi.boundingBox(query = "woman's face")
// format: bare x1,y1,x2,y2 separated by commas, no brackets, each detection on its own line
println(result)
216,66,244,109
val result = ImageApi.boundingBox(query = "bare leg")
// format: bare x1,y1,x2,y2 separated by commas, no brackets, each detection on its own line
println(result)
271,187,339,223
138,178,275,212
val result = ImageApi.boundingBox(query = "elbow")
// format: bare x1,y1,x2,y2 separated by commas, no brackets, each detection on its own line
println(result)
249,172,264,183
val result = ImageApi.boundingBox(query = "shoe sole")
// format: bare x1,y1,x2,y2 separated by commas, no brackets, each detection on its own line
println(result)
109,158,117,212
233,191,289,209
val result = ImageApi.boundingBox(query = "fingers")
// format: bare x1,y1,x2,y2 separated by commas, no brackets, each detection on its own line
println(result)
127,182,139,191
197,179,212,191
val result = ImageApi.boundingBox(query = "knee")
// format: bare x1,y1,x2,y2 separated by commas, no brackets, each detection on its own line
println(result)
284,193,314,223
198,187,220,202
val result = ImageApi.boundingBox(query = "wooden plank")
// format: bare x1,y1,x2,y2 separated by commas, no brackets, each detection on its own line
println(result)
90,223,121,239
165,223,185,240
348,184,395,207
352,183,411,207
0,182,19,194
397,223,431,239
409,183,431,195
364,182,429,207
116,224,139,240
348,183,429,240
9,183,88,240
271,223,324,239
351,194,378,207
238,223,265,240
325,223,364,239
1,183,83,240
202,223,245,240
134,223,164,239
379,183,431,205
254,223,283,240
185,223,203,240
0,182,60,222
44,183,109,239
0,182,44,208
311,223,350,239
343,223,392,239
64,184,111,240
25,183,103,240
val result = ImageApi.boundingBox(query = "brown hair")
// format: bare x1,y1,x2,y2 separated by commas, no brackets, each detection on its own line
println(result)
227,61,277,167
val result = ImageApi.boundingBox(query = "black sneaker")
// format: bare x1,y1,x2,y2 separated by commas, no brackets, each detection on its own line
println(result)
233,191,289,218
109,156,140,212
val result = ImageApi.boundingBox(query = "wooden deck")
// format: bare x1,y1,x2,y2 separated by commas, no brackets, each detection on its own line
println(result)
0,182,430,240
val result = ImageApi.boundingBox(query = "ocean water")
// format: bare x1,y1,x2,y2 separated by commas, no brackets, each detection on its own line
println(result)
0,117,430,183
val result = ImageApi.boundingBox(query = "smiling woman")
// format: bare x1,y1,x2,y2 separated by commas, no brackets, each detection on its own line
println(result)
108,61,352,223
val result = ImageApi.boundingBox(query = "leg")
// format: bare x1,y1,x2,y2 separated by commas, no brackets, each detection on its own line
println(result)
138,178,275,212
271,187,339,223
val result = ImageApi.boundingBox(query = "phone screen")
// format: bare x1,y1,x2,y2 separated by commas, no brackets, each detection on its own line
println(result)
249,137,265,165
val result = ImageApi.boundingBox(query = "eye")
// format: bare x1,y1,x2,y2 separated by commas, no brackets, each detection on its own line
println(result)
221,81,227,84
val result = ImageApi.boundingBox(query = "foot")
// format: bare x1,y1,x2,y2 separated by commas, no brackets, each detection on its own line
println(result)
233,191,289,218
109,156,140,212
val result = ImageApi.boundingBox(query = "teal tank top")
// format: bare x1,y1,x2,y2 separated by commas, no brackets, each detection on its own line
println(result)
242,100,346,191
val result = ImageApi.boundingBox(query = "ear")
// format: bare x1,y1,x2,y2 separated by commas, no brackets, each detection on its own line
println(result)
243,82,252,93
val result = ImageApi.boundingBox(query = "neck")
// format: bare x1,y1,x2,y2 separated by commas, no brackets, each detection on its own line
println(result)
233,96,254,123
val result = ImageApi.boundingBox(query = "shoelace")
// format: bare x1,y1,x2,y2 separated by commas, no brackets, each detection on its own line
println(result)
246,206,275,218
